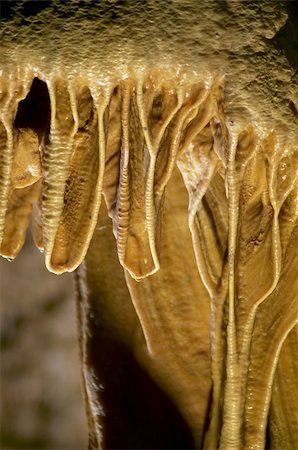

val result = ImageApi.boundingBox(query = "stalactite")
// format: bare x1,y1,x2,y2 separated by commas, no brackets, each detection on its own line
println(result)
1,1,297,449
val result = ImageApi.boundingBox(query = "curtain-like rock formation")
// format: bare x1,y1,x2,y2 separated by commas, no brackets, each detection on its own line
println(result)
0,1,297,449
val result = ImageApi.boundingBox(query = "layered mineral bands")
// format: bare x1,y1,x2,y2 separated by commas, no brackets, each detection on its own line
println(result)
0,69,297,449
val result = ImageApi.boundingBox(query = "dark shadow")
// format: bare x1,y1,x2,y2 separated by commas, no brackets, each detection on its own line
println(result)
14,77,51,142
86,315,195,450
0,0,53,22
272,1,298,72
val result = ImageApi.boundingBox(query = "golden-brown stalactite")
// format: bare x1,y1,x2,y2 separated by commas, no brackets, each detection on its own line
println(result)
0,70,34,246
0,68,297,450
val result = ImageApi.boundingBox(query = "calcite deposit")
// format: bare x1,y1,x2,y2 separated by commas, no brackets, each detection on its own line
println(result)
0,1,297,449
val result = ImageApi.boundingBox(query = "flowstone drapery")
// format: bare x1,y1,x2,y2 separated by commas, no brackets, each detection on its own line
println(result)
1,1,297,449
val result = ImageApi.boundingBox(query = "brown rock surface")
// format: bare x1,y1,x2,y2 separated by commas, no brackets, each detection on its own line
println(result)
0,1,297,449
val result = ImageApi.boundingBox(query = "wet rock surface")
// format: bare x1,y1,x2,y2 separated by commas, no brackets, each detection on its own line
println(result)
0,2,297,449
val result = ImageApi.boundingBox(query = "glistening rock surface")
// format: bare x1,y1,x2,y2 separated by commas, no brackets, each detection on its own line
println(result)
0,1,297,449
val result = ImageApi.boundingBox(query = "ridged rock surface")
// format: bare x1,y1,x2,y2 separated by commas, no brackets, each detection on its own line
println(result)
0,1,297,449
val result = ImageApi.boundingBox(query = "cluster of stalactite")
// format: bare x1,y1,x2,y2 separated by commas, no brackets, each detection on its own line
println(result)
0,68,297,449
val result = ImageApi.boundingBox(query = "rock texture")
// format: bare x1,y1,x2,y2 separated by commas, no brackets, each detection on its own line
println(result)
0,1,297,449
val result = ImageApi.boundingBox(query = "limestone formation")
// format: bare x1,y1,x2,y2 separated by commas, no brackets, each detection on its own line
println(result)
0,1,297,449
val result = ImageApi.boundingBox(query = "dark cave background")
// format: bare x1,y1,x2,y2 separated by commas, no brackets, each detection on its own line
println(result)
0,236,87,449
